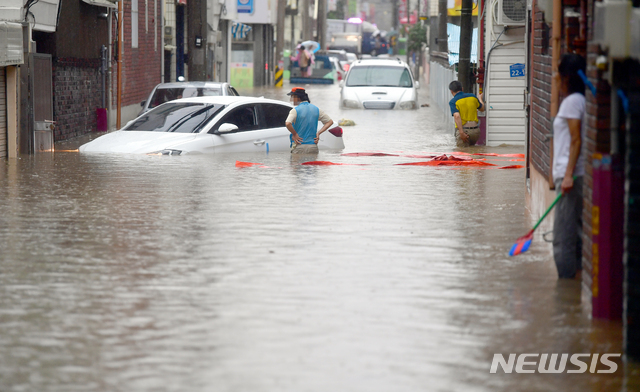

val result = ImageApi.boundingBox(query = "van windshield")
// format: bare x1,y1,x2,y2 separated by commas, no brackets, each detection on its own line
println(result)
346,66,413,87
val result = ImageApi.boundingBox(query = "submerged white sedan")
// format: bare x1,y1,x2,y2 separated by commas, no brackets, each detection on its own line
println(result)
79,96,345,155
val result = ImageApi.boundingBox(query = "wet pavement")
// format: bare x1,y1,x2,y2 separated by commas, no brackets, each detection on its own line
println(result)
1,82,639,391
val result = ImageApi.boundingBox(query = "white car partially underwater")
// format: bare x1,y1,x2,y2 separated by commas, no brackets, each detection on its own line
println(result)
79,96,345,155
340,58,419,110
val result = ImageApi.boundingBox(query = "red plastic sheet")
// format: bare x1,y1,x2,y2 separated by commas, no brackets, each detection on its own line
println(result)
236,161,262,167
397,159,496,167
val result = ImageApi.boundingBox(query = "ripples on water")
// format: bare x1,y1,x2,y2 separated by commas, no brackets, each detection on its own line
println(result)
0,84,637,391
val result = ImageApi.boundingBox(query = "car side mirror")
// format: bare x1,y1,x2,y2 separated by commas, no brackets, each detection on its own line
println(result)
140,100,146,107
415,81,420,89
217,123,239,134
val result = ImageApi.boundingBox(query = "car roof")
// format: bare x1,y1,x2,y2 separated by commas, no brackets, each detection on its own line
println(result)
153,81,229,89
351,58,408,67
165,95,291,107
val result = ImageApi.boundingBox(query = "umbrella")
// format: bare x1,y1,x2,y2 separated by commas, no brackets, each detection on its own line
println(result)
301,40,320,53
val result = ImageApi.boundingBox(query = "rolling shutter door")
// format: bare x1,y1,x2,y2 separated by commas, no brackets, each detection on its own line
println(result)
0,67,6,158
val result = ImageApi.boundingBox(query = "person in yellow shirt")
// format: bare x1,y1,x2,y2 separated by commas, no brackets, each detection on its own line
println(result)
448,80,485,147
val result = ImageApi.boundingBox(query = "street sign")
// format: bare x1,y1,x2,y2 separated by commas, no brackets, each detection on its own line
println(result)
509,63,525,77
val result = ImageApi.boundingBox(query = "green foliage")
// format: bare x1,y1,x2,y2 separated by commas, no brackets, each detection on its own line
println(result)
407,23,427,53
327,0,346,19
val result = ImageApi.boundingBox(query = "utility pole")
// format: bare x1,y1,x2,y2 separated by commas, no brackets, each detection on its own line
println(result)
302,0,310,41
187,0,207,80
459,0,472,92
393,0,398,30
276,0,286,86
438,0,448,54
317,0,327,50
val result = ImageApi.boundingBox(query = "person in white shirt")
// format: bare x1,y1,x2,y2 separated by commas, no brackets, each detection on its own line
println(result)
552,53,587,279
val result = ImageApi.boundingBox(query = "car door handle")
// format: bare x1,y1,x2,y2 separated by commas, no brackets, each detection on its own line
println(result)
253,140,266,146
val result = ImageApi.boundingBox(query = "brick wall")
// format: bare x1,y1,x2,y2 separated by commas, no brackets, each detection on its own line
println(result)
530,7,553,178
52,58,102,141
113,0,163,109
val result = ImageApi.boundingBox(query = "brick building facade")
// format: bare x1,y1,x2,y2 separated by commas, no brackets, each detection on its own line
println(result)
114,0,163,122
527,0,640,359
31,0,162,141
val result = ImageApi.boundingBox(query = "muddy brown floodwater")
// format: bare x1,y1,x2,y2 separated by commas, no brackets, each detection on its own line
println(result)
0,83,638,391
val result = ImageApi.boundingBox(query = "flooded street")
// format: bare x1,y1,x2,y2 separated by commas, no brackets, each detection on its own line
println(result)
1,83,638,391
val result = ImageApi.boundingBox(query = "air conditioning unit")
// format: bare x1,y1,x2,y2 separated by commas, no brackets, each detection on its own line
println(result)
497,0,527,26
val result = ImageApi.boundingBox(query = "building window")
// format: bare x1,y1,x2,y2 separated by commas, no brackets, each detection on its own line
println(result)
132,0,139,48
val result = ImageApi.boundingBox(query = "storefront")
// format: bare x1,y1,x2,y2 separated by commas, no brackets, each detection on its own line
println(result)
0,21,24,158
231,0,276,87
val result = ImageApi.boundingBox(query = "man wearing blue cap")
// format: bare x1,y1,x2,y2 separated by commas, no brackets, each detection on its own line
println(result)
285,87,334,154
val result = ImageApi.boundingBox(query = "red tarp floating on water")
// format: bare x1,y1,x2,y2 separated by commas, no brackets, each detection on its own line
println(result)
236,161,262,167
397,154,497,166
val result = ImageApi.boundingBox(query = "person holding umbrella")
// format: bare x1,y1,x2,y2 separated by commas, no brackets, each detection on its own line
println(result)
290,44,310,78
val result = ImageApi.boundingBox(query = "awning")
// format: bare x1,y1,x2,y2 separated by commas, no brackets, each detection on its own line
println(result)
82,0,117,9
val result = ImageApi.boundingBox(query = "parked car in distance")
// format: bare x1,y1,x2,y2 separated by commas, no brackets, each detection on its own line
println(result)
339,58,419,110
325,49,350,70
346,52,358,64
328,57,346,82
138,81,239,116
79,96,345,155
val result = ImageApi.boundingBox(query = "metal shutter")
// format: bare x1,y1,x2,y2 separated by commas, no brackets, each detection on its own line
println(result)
0,67,6,158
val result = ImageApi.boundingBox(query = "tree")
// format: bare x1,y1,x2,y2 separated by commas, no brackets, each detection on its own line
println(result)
407,23,427,53
327,0,345,19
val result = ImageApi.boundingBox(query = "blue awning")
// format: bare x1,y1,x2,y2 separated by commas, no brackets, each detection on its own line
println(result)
447,23,478,66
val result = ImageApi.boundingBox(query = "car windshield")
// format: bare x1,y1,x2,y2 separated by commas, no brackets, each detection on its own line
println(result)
149,87,223,108
125,103,225,133
346,66,413,87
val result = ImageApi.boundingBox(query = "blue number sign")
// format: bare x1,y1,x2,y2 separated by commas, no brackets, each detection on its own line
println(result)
238,0,254,14
510,63,525,78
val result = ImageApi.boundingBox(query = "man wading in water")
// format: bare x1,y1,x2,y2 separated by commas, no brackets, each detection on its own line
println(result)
448,80,485,147
285,87,334,154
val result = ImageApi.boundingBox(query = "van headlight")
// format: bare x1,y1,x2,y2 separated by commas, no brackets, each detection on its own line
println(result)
398,101,416,110
343,99,360,109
